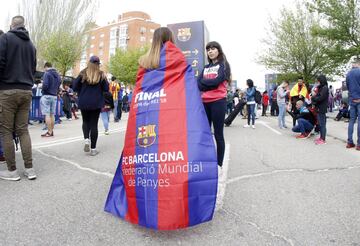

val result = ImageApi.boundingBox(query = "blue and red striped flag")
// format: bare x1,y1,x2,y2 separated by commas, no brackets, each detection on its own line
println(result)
104,41,218,230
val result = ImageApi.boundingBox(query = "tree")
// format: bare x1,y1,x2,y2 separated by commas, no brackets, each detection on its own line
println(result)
40,31,84,77
258,2,340,83
20,0,97,46
109,48,148,85
19,0,97,72
307,0,360,63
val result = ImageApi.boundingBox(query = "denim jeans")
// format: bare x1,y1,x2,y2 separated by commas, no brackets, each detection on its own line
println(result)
113,100,119,121
0,136,3,156
247,104,256,125
0,89,33,171
278,103,286,128
100,111,110,131
292,118,313,133
317,113,327,141
348,102,360,145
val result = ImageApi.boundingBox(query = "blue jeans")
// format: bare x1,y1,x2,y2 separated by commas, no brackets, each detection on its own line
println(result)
113,100,118,121
292,118,313,134
317,113,327,140
100,111,110,131
247,104,256,125
278,103,286,127
348,102,360,145
0,137,3,156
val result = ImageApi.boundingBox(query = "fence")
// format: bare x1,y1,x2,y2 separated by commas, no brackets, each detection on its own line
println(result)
29,96,64,123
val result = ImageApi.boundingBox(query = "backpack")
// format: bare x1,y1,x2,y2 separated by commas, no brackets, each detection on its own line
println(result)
255,90,262,104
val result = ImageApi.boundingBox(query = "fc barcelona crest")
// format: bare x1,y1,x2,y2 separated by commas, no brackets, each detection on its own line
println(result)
177,28,191,42
137,125,157,147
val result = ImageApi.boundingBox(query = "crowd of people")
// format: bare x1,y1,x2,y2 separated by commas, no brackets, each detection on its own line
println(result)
0,15,359,183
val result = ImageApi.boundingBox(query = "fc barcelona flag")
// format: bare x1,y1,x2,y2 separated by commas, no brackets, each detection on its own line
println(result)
104,41,218,230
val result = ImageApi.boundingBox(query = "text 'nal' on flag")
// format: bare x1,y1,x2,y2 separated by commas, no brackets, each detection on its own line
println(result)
104,41,218,230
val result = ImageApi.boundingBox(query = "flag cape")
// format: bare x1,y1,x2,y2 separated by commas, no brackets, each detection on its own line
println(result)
104,42,218,230
290,83,309,99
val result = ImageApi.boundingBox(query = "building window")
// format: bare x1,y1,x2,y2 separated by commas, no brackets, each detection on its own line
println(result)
99,50,103,56
119,24,128,36
91,36,95,40
100,33,105,38
150,29,155,33
140,27,146,34
118,24,128,49
140,36,146,42
90,44,94,48
109,48,116,57
99,41,104,49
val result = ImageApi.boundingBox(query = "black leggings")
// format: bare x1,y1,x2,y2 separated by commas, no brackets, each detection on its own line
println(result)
203,98,226,167
81,109,101,149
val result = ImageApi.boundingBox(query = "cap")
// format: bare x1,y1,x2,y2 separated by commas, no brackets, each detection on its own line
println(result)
89,55,100,64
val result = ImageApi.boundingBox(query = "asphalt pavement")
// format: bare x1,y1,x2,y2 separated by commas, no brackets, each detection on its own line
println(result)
0,110,359,246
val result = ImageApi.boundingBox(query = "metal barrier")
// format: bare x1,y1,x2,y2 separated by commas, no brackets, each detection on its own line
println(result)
29,96,64,123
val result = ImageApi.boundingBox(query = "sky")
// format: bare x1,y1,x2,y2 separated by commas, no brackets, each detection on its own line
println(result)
0,0,295,89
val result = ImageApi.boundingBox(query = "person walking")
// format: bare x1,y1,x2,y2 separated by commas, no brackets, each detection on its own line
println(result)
109,76,120,122
40,62,61,136
346,58,360,150
198,41,231,167
261,90,269,116
243,79,256,129
311,75,329,145
72,56,109,156
277,81,290,129
100,91,114,135
0,16,37,181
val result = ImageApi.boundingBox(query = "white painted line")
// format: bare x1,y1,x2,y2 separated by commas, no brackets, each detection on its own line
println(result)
226,165,360,185
36,149,115,178
257,120,282,135
216,143,230,211
33,127,126,149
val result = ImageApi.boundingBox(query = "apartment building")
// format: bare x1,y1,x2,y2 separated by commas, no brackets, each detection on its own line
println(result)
73,11,160,75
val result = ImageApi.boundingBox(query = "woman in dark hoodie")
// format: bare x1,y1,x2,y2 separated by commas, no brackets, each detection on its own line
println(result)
311,75,329,145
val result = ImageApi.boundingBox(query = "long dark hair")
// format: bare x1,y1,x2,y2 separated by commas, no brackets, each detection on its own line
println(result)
205,41,231,82
246,79,254,88
317,75,328,87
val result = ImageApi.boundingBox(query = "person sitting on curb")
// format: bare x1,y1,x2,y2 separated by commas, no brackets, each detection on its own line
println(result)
334,102,350,121
291,100,316,139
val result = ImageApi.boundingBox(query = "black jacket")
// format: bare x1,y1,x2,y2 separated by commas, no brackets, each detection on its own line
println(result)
312,75,329,114
0,27,37,90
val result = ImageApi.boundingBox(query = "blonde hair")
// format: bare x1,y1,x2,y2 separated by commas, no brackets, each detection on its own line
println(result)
81,62,105,85
138,27,174,69
279,81,289,88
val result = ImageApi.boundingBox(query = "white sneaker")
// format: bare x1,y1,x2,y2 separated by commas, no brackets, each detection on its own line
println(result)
104,130,109,135
243,124,250,128
84,139,90,152
252,125,256,129
0,169,20,181
90,149,99,156
24,168,37,180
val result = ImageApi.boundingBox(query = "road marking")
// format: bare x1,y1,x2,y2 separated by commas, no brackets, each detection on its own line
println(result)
36,149,115,178
216,143,230,211
257,120,282,135
226,165,360,184
33,127,126,149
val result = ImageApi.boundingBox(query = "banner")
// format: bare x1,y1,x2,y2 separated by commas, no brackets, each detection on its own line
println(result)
104,42,218,230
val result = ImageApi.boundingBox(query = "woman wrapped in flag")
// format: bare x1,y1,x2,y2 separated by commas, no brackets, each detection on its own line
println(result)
105,27,218,230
